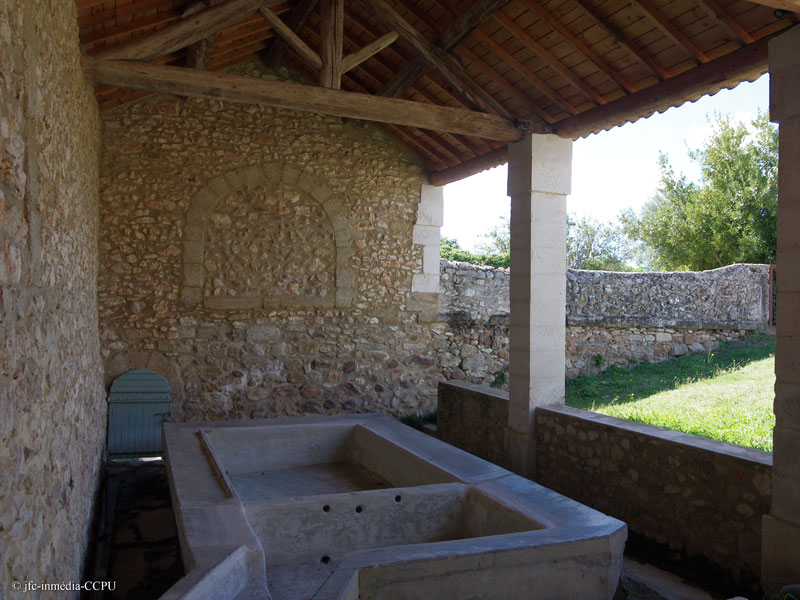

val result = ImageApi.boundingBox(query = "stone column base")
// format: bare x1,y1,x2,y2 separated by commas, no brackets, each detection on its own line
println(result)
762,515,800,595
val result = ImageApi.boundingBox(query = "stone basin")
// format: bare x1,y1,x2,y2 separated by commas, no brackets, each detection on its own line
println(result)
160,414,626,600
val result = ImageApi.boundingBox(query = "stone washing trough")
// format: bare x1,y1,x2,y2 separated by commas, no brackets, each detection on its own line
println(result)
159,414,626,600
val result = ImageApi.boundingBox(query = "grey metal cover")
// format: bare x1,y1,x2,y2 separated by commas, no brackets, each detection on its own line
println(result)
108,369,171,455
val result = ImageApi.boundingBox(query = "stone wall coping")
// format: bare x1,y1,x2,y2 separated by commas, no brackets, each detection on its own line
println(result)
538,405,773,467
566,316,762,331
438,382,773,467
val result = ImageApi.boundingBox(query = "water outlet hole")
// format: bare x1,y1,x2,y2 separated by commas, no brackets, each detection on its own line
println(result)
321,555,331,564
394,495,402,503
355,505,363,513
322,504,331,512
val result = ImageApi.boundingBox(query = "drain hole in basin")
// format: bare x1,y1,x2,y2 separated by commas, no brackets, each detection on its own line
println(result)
321,555,331,564
355,505,363,513
394,495,402,503
322,504,331,512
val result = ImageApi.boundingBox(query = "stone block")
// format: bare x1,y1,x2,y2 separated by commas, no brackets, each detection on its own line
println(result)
762,515,800,596
183,240,203,264
412,224,439,246
507,133,572,197
411,273,438,294
246,324,280,343
185,224,204,242
770,26,800,121
335,287,354,307
184,263,203,287
772,425,800,482
204,297,260,310
195,187,217,213
422,244,440,275
417,184,444,226
182,286,202,305
771,473,800,523
778,246,800,292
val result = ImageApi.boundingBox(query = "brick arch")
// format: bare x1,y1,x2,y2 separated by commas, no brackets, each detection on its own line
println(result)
181,163,356,309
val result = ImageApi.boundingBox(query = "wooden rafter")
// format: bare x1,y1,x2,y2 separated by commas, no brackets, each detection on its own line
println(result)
745,0,800,10
552,32,771,139
260,4,323,70
382,0,511,99
341,31,398,73
264,0,318,68
430,146,508,186
356,0,512,117
457,45,555,123
94,0,271,60
493,12,606,106
320,0,344,88
695,0,755,44
633,0,710,64
472,29,578,115
82,58,526,142
520,0,637,94
576,1,670,80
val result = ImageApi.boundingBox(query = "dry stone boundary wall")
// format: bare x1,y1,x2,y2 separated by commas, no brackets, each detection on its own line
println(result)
439,260,770,382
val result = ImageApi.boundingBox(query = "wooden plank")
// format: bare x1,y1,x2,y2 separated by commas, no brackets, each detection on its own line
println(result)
264,0,318,68
696,0,755,44
633,0,711,64
577,1,670,80
382,0,511,98
429,146,508,186
260,4,322,70
457,45,555,123
358,0,511,116
320,0,344,88
94,0,265,60
341,31,398,73
472,28,578,115
551,33,770,139
83,57,526,141
494,12,607,105
745,0,800,10
520,0,637,93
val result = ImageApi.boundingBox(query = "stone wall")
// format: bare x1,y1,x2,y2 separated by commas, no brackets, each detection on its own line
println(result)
0,0,105,595
98,63,444,422
436,383,772,586
438,261,770,382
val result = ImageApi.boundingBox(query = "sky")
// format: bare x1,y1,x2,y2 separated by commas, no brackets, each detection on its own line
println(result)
441,74,770,252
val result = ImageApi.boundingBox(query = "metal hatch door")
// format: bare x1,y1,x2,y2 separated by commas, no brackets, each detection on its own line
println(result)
107,369,172,456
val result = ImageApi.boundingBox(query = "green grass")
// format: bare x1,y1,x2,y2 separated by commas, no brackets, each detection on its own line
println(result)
565,333,776,451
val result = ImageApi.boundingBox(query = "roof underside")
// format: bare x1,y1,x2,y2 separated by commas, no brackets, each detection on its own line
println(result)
76,0,795,183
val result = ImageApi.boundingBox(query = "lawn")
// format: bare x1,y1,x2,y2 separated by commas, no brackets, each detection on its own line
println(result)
565,333,776,451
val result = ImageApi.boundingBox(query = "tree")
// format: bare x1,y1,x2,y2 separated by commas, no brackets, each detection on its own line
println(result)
440,236,509,268
621,113,778,271
478,217,510,255
567,215,636,271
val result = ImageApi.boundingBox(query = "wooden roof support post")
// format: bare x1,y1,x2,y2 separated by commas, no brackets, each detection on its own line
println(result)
320,0,344,88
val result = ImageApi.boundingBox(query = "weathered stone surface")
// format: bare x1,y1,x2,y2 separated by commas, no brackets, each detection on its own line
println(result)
1,0,105,594
98,63,440,421
439,260,767,381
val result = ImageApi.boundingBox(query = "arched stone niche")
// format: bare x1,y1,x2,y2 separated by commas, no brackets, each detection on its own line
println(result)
181,163,357,310
104,350,185,418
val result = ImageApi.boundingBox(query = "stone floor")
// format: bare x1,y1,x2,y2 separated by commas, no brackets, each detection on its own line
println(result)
85,459,734,600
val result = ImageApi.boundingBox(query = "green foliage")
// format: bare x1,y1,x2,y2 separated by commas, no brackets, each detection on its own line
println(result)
479,216,511,255
621,113,778,271
490,370,508,388
440,236,509,268
566,334,776,451
592,353,605,370
567,215,639,271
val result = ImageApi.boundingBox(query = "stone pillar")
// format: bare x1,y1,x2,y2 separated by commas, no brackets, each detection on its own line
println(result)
505,133,572,478
410,184,444,321
764,24,800,595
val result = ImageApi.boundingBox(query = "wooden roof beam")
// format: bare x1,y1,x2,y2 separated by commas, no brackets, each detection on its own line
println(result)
520,0,637,93
695,0,755,44
745,0,800,10
341,31,399,73
633,0,710,64
264,0,318,68
494,12,607,105
472,28,579,115
260,4,323,70
576,1,670,80
83,58,525,142
430,146,508,186
320,0,344,88
356,0,513,117
94,0,275,61
551,32,771,139
382,0,511,98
